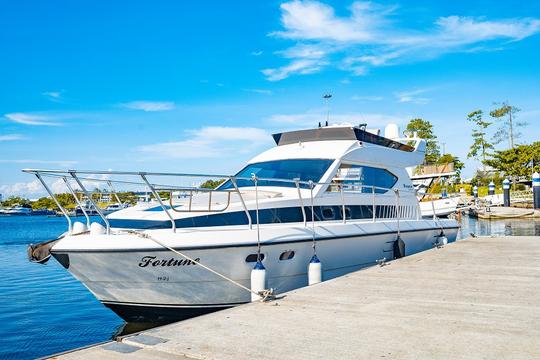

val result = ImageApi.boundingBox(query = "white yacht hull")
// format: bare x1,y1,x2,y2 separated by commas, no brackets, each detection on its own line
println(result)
51,219,458,322
419,196,461,218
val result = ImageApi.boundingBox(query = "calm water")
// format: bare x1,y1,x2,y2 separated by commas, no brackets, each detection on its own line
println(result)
0,215,539,359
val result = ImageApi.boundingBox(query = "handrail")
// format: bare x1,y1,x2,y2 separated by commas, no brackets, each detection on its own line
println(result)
230,177,252,230
34,173,72,234
63,177,90,228
141,174,176,233
295,179,307,227
23,168,422,235
70,172,111,234
23,168,419,196
107,180,123,205
168,189,233,213
340,185,346,224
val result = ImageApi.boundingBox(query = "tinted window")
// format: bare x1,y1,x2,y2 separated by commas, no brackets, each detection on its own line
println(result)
279,250,295,261
328,164,397,193
245,254,265,263
220,159,334,189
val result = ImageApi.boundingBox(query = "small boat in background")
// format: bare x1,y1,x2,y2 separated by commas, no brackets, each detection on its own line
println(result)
410,164,461,218
103,203,130,215
0,204,33,216
31,208,57,216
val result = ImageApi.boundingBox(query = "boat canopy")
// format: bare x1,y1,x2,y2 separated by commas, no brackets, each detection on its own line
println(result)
272,126,414,152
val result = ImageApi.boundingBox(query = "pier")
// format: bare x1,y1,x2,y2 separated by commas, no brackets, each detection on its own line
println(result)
53,236,540,360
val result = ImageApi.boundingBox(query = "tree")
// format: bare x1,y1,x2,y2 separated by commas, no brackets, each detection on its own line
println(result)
437,153,464,179
485,142,540,177
31,197,57,210
404,118,440,164
1,196,31,207
200,179,225,189
489,101,526,149
466,110,493,170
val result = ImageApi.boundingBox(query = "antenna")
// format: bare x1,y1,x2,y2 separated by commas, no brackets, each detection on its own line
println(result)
323,94,332,125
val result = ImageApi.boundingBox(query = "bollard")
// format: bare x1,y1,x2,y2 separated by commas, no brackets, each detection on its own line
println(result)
488,181,495,196
503,178,510,207
534,172,540,210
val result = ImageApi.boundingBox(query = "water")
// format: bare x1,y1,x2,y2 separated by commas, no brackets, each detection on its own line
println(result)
0,216,123,360
0,215,539,359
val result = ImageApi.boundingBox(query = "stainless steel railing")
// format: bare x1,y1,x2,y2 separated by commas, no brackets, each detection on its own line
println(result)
22,168,421,235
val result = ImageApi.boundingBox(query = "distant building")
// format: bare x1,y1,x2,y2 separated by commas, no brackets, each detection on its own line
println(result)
134,191,151,203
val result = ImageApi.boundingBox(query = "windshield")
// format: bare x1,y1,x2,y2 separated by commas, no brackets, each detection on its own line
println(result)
220,159,334,189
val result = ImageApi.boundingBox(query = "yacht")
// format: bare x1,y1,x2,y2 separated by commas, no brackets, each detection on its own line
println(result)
75,199,106,216
103,202,129,215
410,167,461,218
26,124,459,322
0,204,33,216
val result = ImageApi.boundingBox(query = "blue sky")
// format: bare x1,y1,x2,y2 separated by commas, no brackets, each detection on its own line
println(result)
1,0,539,196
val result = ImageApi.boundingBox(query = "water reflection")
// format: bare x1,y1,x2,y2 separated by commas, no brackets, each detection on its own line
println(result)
457,216,540,238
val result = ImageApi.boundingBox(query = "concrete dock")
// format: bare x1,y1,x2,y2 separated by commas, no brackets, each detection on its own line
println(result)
469,206,540,219
54,236,540,360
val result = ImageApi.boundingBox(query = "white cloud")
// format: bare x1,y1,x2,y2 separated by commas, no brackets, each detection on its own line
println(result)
0,179,44,196
0,134,26,141
121,101,175,112
262,58,328,81
394,88,431,104
271,1,388,42
264,1,540,80
251,50,263,56
5,113,62,126
42,91,64,102
0,175,106,197
137,126,272,159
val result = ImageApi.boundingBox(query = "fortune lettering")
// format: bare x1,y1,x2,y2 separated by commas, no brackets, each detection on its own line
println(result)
138,256,200,267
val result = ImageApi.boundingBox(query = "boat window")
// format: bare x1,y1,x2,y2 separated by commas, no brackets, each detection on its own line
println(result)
279,250,295,261
327,164,397,194
220,159,334,190
321,206,335,220
245,254,265,263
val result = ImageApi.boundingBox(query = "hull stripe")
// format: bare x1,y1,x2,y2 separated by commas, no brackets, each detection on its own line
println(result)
53,226,459,253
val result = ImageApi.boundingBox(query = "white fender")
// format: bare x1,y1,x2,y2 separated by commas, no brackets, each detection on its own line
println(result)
308,254,322,285
250,261,266,302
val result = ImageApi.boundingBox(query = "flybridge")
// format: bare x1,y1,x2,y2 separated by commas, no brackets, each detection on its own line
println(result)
271,125,415,152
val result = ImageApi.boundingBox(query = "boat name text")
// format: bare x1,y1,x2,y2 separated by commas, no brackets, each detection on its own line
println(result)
138,256,200,267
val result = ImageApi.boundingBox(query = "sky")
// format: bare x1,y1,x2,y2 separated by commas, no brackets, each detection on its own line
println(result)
1,0,539,197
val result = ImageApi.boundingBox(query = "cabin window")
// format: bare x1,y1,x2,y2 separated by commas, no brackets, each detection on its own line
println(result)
327,164,397,194
344,206,352,219
219,159,334,190
321,206,335,220
279,250,295,261
245,254,265,263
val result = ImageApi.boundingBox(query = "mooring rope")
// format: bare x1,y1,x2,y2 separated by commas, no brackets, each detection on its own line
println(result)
126,230,273,301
